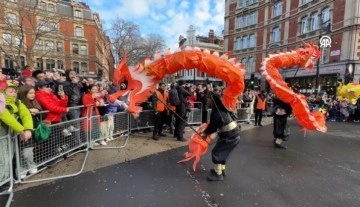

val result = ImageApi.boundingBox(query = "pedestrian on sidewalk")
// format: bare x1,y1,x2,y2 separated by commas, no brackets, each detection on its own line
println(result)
201,93,241,181
272,96,292,149
254,90,267,126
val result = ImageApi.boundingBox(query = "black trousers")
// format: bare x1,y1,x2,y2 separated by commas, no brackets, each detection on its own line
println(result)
174,106,186,140
202,110,208,123
212,132,240,164
254,109,263,125
152,111,167,137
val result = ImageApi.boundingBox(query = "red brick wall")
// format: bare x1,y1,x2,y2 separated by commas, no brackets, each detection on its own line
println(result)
84,24,97,72
329,33,342,63
227,3,237,51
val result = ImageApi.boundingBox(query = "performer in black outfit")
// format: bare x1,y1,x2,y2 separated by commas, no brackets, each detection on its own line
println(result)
272,96,292,149
201,93,241,181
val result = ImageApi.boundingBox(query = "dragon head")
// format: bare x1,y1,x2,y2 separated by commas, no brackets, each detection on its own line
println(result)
109,52,158,117
298,41,321,70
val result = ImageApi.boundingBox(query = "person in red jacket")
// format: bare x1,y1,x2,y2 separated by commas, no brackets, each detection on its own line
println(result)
35,80,70,163
35,80,69,124
81,84,104,145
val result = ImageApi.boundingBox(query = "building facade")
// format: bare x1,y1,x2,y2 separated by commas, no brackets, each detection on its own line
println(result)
174,25,224,85
225,0,358,95
0,0,114,80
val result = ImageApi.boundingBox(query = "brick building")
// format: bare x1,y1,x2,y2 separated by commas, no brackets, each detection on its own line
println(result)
225,0,358,95
0,0,114,80
174,25,224,86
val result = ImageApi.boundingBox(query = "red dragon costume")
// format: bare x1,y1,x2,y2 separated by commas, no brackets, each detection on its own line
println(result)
110,42,327,171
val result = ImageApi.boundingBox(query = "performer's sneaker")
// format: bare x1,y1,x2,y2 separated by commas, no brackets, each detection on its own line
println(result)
207,169,224,181
274,143,287,149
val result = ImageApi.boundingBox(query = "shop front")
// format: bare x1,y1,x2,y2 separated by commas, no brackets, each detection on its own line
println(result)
280,63,346,96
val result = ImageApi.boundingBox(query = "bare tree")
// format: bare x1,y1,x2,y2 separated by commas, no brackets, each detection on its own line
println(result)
0,0,64,69
109,17,166,66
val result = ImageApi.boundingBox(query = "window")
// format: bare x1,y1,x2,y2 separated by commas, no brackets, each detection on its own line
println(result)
45,41,54,51
73,62,80,73
40,2,47,10
321,47,330,64
273,1,282,17
311,13,319,31
248,57,254,73
243,36,248,49
272,27,280,43
81,63,88,73
75,27,83,37
249,34,256,48
237,16,243,29
301,0,311,5
80,45,87,55
36,58,44,70
14,36,21,47
74,10,82,18
322,7,331,29
72,44,79,54
301,17,308,34
49,22,58,31
6,13,17,25
46,59,55,69
56,42,63,52
3,34,12,46
48,4,55,12
238,0,243,8
241,58,247,65
235,37,242,50
5,56,14,69
57,60,64,69
38,20,48,31
35,39,42,50
19,56,25,68
251,12,257,25
246,0,251,6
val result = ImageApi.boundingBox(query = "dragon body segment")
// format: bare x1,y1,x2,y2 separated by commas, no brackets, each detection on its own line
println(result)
109,47,246,117
260,42,327,133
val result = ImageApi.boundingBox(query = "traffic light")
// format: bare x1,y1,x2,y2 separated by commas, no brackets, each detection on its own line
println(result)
250,74,255,87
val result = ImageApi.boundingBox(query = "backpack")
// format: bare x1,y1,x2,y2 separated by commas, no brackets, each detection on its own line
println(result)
168,88,180,106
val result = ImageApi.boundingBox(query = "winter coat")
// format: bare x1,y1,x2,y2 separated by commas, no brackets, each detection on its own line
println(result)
81,93,101,132
35,90,68,123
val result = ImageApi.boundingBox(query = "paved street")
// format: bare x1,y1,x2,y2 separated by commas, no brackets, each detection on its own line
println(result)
4,120,360,207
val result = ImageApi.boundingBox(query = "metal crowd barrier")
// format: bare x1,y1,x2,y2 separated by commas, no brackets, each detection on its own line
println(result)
130,110,155,131
90,111,129,150
15,106,89,184
0,134,13,207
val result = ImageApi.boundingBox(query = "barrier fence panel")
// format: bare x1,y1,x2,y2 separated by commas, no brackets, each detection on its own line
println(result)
0,134,13,207
90,112,130,150
130,110,155,131
17,117,89,184
187,108,202,125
